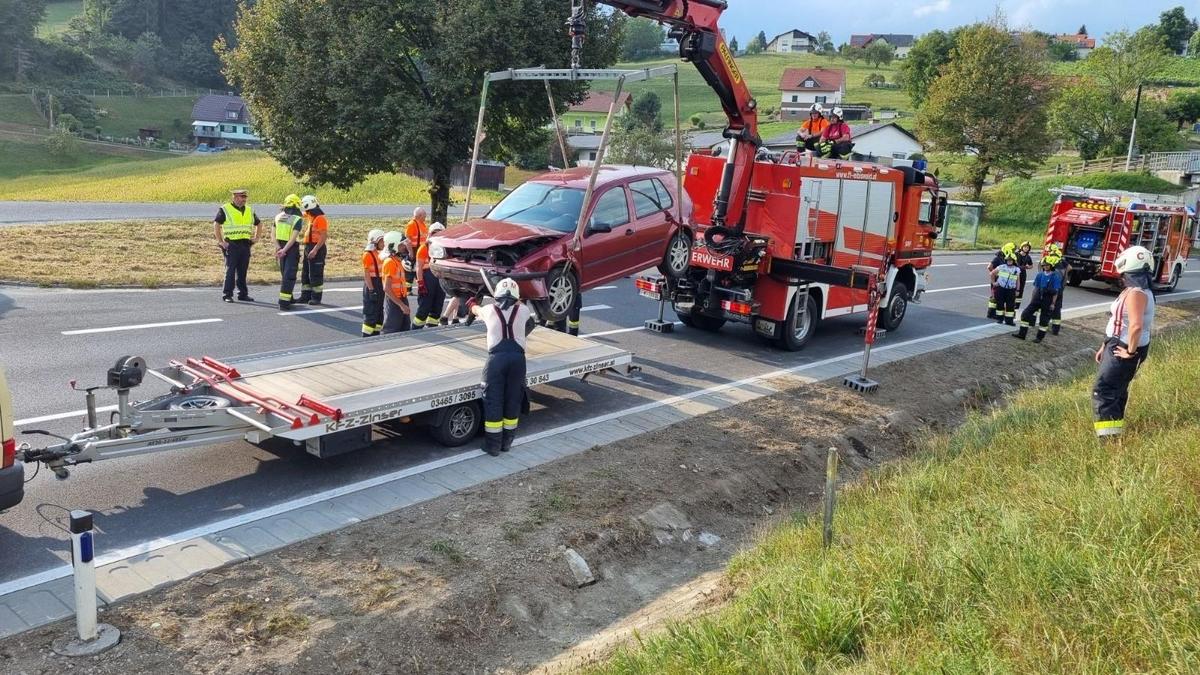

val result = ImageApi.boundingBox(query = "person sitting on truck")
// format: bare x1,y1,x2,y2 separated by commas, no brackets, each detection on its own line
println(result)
1014,241,1034,311
1092,245,1156,439
796,104,828,153
987,242,1016,319
817,108,853,159
990,252,1021,326
413,222,448,329
361,229,387,337
1012,257,1062,343
381,231,412,333
469,278,532,456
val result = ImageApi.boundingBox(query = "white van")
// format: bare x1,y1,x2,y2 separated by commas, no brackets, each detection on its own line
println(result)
0,367,23,511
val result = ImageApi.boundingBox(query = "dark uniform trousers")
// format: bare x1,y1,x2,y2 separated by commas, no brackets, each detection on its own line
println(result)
362,285,384,337
994,286,1017,324
383,296,412,333
277,240,299,306
1051,288,1065,335
223,239,252,299
483,308,526,455
414,269,447,329
1015,291,1053,340
1015,269,1027,310
300,245,326,304
1092,337,1149,437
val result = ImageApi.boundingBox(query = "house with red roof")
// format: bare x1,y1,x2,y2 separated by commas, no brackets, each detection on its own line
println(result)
1053,31,1096,60
778,67,847,121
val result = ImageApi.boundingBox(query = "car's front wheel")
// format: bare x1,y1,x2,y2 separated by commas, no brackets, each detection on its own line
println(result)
544,265,579,323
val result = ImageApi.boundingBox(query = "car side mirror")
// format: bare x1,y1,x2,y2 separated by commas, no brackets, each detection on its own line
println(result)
588,221,612,234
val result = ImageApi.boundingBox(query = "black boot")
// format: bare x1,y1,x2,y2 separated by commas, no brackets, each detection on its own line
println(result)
297,291,312,304
279,300,292,311
500,429,514,453
309,294,322,305
1012,326,1028,340
483,432,502,457
1034,330,1046,343
1005,318,1015,326
1051,324,1061,336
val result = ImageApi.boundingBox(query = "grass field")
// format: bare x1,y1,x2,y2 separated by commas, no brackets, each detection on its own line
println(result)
1053,54,1200,86
0,136,155,179
594,321,1200,673
595,53,908,127
93,96,197,141
0,219,408,287
0,149,499,204
36,0,82,37
0,95,47,127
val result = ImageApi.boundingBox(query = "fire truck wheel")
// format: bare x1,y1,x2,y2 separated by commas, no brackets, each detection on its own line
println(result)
1067,270,1084,287
778,291,819,351
1167,265,1181,292
430,401,482,447
660,230,692,279
879,282,909,332
676,309,725,332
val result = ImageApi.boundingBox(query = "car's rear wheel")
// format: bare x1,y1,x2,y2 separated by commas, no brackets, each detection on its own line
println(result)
660,229,691,279
545,265,579,323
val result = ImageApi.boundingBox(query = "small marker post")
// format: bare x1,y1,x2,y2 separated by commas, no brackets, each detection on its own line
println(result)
52,511,120,657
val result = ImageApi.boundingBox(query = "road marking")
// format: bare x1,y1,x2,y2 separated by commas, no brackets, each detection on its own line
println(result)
580,304,612,312
925,284,991,294
279,305,363,316
61,318,222,336
967,262,991,266
592,285,619,290
930,263,958,268
16,406,118,427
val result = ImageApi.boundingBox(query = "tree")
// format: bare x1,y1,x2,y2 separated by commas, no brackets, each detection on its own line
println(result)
1078,25,1088,35
756,30,767,48
626,92,663,133
1047,39,1078,62
899,29,959,108
864,40,894,68
917,24,1053,199
688,113,702,128
0,0,46,76
1188,29,1200,57
863,73,885,87
44,128,78,157
839,44,865,63
729,36,738,53
745,31,766,54
1164,90,1200,129
622,17,664,61
1085,29,1170,103
56,113,81,132
128,30,162,83
816,31,834,54
222,0,624,225
607,125,674,168
1156,6,1197,54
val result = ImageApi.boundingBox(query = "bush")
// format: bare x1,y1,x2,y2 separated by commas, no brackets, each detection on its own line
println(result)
56,113,81,132
44,129,79,157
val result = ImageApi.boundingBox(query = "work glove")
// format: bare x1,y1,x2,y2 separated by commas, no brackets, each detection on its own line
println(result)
464,297,478,326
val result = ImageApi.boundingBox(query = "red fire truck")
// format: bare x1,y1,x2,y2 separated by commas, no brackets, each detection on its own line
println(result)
1046,186,1197,291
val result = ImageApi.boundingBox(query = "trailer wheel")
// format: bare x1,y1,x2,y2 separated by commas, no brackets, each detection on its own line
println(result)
1067,270,1084,287
660,230,691,279
169,395,232,410
676,308,725,332
778,292,819,351
879,282,909,332
430,401,482,447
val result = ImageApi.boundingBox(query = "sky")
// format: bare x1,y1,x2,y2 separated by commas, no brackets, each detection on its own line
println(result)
718,0,1194,45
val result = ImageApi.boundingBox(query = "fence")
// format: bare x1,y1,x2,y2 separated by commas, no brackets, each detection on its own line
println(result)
1033,155,1147,178
25,87,227,99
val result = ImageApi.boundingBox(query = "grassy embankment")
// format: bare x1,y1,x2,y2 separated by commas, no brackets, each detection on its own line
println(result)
36,0,82,37
594,322,1200,674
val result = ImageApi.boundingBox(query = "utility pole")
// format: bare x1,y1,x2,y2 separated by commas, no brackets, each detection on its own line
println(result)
1125,83,1143,171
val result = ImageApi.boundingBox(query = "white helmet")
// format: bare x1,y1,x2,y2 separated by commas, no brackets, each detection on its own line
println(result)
383,231,405,250
429,221,446,234
365,228,386,250
808,103,824,114
1114,245,1153,275
830,107,844,119
301,194,318,211
495,278,520,300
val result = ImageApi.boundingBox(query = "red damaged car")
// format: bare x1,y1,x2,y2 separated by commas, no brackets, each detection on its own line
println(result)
429,166,692,322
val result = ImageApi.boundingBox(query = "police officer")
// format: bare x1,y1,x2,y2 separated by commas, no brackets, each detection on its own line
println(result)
212,188,262,303
1092,246,1156,439
274,194,304,310
470,278,532,456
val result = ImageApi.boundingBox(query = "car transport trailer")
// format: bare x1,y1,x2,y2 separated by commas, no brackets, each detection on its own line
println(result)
19,325,633,479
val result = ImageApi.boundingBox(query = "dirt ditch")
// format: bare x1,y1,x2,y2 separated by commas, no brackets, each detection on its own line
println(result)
3,300,1199,675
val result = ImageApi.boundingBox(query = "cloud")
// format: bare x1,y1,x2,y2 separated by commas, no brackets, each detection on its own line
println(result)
913,0,952,17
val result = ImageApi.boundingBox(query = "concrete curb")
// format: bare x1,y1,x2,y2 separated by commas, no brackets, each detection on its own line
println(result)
1,290,1197,639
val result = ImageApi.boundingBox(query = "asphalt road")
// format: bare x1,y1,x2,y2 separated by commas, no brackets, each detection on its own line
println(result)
1,253,1196,583
0,202,492,225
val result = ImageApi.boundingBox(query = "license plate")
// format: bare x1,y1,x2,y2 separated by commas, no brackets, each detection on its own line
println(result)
690,248,734,271
638,290,662,301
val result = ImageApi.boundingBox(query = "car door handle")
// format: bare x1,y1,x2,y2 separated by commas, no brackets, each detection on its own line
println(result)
624,228,634,236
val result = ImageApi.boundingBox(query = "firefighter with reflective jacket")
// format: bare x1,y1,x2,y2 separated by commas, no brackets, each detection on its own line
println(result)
274,194,304,310
1092,245,1156,439
381,232,413,333
796,103,828,154
1012,256,1062,343
414,222,448,328
469,278,533,456
1014,241,1034,311
361,229,386,337
299,195,329,305
987,242,1016,319
1048,242,1069,335
990,252,1021,325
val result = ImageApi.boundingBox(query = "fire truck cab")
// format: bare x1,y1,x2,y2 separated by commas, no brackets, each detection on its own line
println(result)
639,151,945,350
1047,186,1197,291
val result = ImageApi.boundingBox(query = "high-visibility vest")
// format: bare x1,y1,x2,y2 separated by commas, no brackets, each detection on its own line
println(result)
275,212,301,241
221,203,256,240
996,266,1020,289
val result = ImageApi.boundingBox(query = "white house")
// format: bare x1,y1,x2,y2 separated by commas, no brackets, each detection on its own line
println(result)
778,67,845,121
766,29,817,53
764,123,923,163
191,94,261,148
849,33,916,58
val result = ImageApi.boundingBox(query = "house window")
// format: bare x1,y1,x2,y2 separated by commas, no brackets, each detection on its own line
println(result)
791,95,798,103
590,119,597,131
893,152,908,159
574,119,582,129
804,80,814,88
243,126,253,135
588,151,597,161
815,96,827,104
226,111,238,120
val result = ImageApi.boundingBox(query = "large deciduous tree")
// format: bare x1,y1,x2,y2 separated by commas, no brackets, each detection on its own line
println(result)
916,23,1053,199
1156,6,1197,54
622,17,664,61
221,0,623,224
898,29,958,108
864,40,894,68
0,0,46,77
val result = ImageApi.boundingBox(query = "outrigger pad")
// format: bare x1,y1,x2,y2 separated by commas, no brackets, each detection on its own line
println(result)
645,319,675,333
843,375,880,394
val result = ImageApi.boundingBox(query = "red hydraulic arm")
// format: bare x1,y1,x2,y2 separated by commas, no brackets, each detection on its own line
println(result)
572,0,760,233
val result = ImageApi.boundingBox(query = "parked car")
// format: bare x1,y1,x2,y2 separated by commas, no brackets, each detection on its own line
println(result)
430,166,692,322
0,367,23,512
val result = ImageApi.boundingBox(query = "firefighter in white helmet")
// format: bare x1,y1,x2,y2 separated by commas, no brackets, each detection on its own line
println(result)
1092,245,1156,439
818,107,853,159
469,277,532,456
796,103,827,153
360,229,387,337
381,231,412,333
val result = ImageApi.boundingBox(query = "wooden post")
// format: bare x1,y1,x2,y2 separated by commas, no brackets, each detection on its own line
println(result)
463,78,491,224
822,447,839,549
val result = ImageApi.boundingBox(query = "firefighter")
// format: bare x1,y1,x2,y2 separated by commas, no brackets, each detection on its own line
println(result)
817,107,853,159
273,193,304,310
299,195,329,305
796,103,828,154
1049,243,1069,335
1012,256,1062,343
1092,245,1156,439
986,242,1015,319
1014,241,1034,311
469,278,532,456
990,251,1021,325
212,188,262,303
361,229,386,337
413,222,448,329
404,207,430,294
381,231,413,333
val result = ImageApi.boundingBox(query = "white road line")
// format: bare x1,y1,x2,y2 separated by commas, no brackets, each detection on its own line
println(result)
16,406,118,427
592,285,619,290
279,305,362,316
61,318,222,336
580,304,612,312
967,262,991,266
930,263,958,268
925,284,991,294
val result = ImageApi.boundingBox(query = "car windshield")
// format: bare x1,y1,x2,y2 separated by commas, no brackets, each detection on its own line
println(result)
487,182,585,233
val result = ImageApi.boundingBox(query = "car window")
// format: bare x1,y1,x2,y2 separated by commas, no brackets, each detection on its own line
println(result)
630,180,665,219
652,178,675,212
487,182,585,233
591,187,631,228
